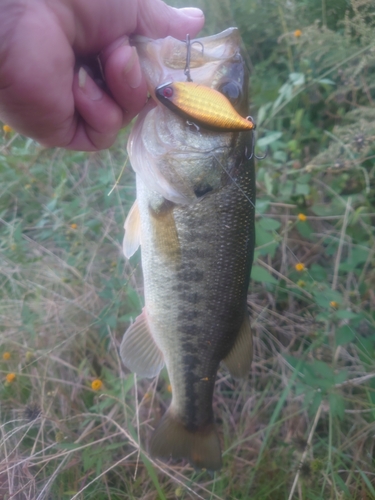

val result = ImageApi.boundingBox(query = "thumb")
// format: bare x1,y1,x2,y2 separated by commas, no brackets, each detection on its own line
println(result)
136,0,204,39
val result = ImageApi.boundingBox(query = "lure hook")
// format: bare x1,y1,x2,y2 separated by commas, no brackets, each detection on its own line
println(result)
184,34,204,82
246,134,268,160
245,117,267,161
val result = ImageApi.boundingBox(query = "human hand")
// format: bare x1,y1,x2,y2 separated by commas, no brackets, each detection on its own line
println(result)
0,0,204,150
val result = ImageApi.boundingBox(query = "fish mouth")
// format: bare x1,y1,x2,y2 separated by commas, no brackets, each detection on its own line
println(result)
127,28,250,207
131,28,246,106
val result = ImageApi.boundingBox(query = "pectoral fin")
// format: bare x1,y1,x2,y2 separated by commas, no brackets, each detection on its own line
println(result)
222,312,252,378
123,200,141,259
120,309,164,378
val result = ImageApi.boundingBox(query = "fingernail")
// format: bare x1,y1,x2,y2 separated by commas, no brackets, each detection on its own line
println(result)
178,7,204,18
78,67,103,101
123,47,142,89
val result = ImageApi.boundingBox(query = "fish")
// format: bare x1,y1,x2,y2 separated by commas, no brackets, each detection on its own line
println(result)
120,28,255,471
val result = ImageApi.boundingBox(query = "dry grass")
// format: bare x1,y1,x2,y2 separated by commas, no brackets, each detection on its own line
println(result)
1,0,375,497
0,139,374,498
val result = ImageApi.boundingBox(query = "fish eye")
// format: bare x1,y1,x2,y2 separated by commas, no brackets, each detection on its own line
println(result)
218,81,241,104
162,86,173,98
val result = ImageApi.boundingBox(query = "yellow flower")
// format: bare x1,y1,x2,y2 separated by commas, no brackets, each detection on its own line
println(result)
294,29,302,38
91,379,103,391
2,352,11,361
295,263,305,272
55,431,64,443
70,223,77,230
298,213,307,222
6,373,16,383
167,384,172,393
3,124,12,133
330,301,339,309
25,351,34,362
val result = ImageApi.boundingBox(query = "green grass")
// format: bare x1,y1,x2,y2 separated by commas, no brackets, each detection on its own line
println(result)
1,0,375,498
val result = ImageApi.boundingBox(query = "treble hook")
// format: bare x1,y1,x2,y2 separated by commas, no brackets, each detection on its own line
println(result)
245,117,268,160
184,34,204,82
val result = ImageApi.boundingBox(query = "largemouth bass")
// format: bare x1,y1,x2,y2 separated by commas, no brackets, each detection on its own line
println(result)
121,28,255,471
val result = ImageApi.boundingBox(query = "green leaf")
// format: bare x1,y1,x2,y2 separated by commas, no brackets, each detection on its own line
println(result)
301,386,315,407
329,393,345,420
279,179,294,198
256,103,272,127
335,325,355,345
313,288,342,309
317,78,335,85
296,174,311,184
349,247,369,267
289,72,305,86
310,391,322,415
358,468,375,497
105,315,117,328
296,220,314,239
255,225,277,247
264,171,273,195
273,150,287,163
333,473,351,495
303,360,336,392
295,183,310,196
309,264,327,282
251,265,278,284
334,369,348,385
256,199,270,214
141,454,167,500
257,131,283,148
258,217,281,231
311,360,335,379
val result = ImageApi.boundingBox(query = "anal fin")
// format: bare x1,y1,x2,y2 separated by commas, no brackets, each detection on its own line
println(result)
222,312,252,378
120,308,164,378
150,409,222,471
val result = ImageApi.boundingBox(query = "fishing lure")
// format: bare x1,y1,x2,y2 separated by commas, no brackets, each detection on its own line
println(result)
155,81,256,132
155,34,267,159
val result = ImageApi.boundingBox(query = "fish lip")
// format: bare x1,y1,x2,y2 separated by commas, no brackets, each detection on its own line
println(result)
130,27,239,46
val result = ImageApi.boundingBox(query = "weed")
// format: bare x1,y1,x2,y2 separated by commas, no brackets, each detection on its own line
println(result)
1,0,375,498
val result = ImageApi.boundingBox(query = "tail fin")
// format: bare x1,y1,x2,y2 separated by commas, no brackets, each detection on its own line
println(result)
149,409,222,471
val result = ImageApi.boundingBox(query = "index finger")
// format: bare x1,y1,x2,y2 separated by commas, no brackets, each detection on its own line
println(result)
136,0,204,39
101,2,204,126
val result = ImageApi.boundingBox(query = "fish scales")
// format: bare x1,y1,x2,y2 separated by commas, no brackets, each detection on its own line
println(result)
139,155,254,428
121,28,255,471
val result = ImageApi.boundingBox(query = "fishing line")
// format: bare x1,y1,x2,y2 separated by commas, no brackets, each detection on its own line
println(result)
107,156,129,196
212,151,256,209
213,152,371,356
